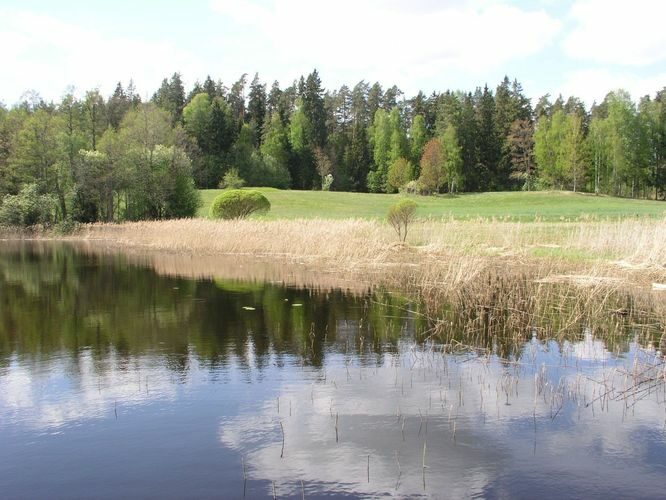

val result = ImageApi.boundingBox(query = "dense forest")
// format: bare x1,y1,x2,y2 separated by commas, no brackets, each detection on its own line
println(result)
0,70,664,225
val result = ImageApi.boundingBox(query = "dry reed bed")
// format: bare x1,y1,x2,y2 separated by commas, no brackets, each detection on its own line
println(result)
79,218,394,264
76,217,666,280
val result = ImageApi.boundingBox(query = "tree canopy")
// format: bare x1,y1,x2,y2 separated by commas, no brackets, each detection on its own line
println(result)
1,72,664,229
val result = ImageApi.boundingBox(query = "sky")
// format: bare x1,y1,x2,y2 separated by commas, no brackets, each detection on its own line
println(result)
1,0,664,108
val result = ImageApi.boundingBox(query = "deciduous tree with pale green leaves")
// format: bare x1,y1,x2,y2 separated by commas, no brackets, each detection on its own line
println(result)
440,124,463,193
387,157,414,192
409,114,428,166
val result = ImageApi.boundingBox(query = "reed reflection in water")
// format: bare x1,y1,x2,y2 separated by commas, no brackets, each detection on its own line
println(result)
0,242,664,499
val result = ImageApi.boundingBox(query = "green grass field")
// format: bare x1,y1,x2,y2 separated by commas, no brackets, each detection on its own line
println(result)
198,189,666,221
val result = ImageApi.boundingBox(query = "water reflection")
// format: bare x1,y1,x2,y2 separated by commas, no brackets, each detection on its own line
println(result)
217,336,666,498
0,243,665,499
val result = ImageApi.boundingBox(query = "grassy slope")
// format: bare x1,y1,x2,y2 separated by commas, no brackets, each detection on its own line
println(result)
198,189,666,221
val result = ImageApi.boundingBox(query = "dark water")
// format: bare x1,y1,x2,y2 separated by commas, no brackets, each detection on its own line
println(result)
1,243,665,499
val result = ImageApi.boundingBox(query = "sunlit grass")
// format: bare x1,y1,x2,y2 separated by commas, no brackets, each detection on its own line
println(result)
198,189,666,221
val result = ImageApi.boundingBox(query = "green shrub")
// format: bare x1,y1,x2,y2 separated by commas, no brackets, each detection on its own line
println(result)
0,184,56,227
322,173,334,191
403,180,425,195
53,219,80,235
209,190,271,220
219,168,246,189
387,198,417,242
248,154,292,189
366,170,385,193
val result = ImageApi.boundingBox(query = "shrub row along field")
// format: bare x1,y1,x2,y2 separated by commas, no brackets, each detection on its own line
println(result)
198,189,666,221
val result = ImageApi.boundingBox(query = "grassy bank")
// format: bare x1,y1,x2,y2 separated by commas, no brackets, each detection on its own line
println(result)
198,189,666,221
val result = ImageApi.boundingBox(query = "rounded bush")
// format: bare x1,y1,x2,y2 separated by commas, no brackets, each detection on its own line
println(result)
209,190,271,220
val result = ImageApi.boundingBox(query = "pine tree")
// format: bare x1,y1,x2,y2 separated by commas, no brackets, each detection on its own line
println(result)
458,93,479,191
508,119,535,190
383,85,402,111
435,91,462,135
169,73,185,123
410,91,428,122
247,73,267,145
228,74,248,127
535,94,552,121
152,73,186,124
107,82,131,130
367,83,383,124
302,70,327,148
475,85,500,189
350,81,370,126
187,81,204,103
203,76,218,99
267,81,283,120
210,98,236,157
342,120,370,191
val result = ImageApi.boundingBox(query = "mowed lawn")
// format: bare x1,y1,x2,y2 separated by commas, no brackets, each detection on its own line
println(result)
198,189,666,221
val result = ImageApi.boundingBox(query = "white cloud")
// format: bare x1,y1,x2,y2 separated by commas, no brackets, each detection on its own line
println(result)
9,0,664,107
210,0,561,94
557,68,666,107
563,0,666,66
216,341,666,497
0,10,206,104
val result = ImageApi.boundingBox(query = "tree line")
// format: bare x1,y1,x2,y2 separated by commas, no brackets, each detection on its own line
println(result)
0,71,664,225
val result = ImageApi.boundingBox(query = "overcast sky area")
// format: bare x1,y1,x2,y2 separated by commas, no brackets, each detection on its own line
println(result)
1,0,664,108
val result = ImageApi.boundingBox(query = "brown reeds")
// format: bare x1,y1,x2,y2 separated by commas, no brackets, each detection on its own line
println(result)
61,217,665,288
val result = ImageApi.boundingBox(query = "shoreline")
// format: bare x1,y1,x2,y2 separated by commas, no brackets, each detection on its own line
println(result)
3,216,665,290
3,216,665,346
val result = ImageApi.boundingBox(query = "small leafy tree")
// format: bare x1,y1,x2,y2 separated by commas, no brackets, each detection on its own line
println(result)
314,146,333,190
440,124,462,193
387,198,417,242
387,157,414,192
219,168,246,189
209,189,270,219
418,138,444,194
321,173,333,191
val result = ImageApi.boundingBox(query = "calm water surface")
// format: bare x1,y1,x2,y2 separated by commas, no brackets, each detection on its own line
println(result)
0,243,665,499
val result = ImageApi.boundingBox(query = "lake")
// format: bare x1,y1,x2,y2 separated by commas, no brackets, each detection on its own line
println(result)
0,242,665,499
